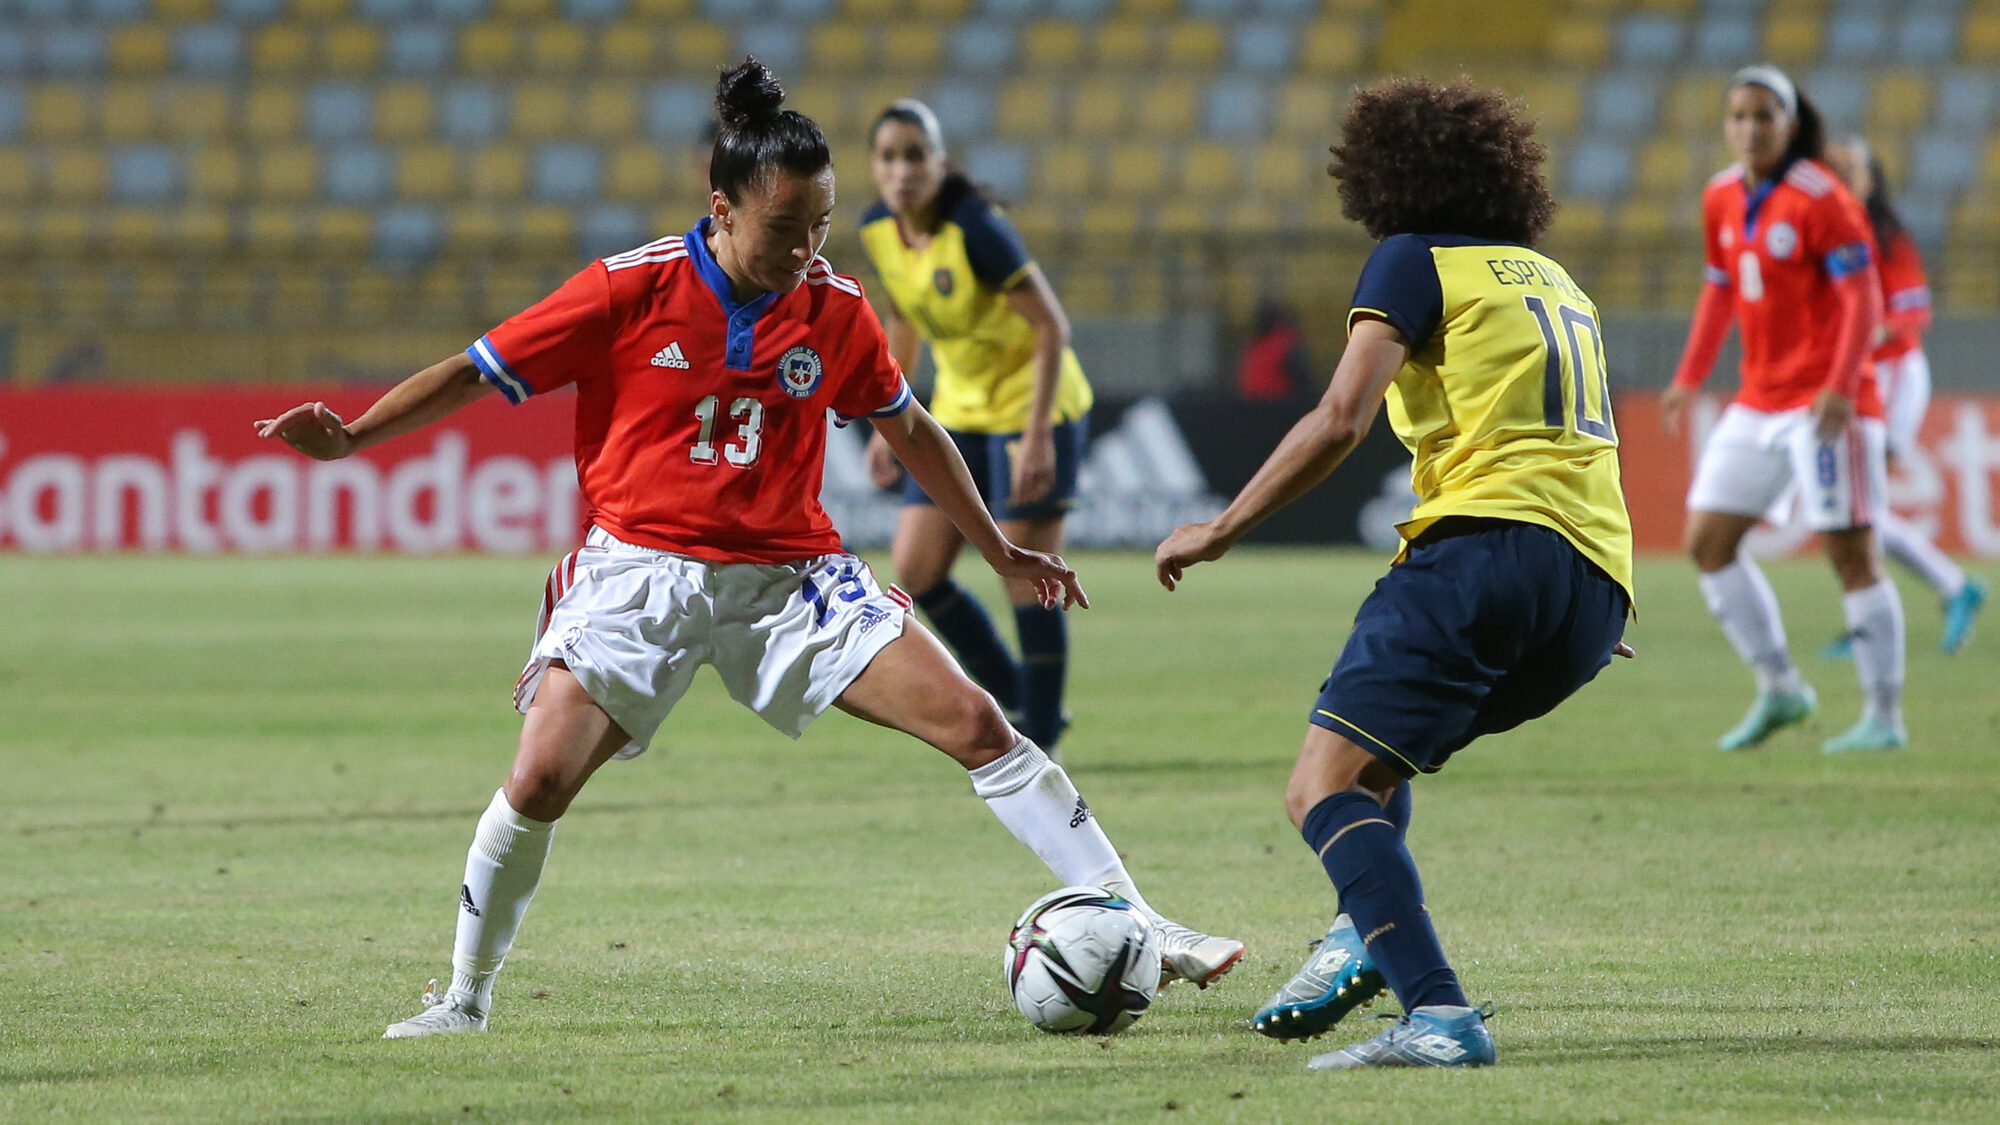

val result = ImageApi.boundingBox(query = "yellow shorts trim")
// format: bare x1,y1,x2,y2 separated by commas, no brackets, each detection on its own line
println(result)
1313,709,1420,774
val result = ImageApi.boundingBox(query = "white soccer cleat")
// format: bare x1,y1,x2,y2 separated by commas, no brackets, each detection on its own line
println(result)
382,978,488,1039
1153,919,1245,990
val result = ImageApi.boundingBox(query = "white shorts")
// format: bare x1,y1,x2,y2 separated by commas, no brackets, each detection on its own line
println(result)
513,527,910,758
1687,403,1889,532
1875,348,1932,460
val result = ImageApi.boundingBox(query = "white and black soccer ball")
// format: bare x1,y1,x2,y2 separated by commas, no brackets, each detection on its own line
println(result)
1003,885,1162,1035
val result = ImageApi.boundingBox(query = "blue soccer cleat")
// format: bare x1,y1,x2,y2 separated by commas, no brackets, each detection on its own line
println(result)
1819,632,1855,662
1251,914,1385,1041
1718,683,1816,752
1942,579,1987,656
1821,715,1908,754
1306,1005,1497,1070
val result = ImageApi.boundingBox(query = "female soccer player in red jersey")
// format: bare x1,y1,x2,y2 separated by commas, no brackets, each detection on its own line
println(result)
1663,66,1906,754
1820,137,1986,656
255,59,1239,1039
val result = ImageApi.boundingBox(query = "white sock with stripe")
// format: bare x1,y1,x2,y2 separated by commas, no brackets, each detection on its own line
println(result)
449,789,557,1016
1699,558,1803,693
1842,580,1907,727
1876,513,1967,602
967,735,1158,920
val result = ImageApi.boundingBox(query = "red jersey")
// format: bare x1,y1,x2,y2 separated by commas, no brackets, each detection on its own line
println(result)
1870,229,1931,363
466,219,913,565
1701,159,1882,417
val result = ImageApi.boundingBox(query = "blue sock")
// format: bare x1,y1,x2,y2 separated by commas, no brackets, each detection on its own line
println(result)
1012,605,1068,750
1384,780,1412,839
915,581,1020,712
1302,791,1467,1012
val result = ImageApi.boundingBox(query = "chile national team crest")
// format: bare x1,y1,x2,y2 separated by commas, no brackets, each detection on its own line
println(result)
1765,221,1798,260
777,344,824,398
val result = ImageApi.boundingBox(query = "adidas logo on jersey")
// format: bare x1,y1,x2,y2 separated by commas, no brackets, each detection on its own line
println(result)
650,342,690,369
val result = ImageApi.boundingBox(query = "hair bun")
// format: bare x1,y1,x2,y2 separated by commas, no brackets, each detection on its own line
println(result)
715,57,786,129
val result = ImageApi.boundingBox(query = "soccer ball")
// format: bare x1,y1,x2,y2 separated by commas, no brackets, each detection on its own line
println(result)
1003,885,1162,1035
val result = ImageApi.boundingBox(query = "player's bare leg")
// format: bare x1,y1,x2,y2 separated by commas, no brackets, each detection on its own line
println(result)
834,620,1242,987
892,503,1022,715
999,514,1071,756
384,665,629,1038
1687,509,1816,750
1821,528,1907,752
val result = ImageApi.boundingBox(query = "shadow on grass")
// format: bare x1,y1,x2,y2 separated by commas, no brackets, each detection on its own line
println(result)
1523,1032,1999,1065
9,800,677,837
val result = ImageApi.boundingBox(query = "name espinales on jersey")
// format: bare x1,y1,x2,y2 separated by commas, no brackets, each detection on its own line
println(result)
1349,232,1634,605
465,218,912,566
1702,159,1882,416
857,192,1091,435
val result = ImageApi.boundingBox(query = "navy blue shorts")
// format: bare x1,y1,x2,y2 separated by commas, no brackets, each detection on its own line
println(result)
1311,517,1630,776
900,419,1087,522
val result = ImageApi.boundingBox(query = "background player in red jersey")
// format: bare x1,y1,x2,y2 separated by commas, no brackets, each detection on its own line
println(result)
1662,65,1906,755
1819,137,1987,657
254,59,1240,1039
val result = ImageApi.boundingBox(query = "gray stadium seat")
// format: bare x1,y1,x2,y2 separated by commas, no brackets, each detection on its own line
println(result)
1826,10,1889,63
1896,9,1960,64
562,0,625,19
307,84,373,142
219,0,284,24
373,205,443,262
326,145,394,203
535,142,600,202
1204,75,1268,137
111,145,181,202
1567,136,1634,200
931,79,996,137
1935,70,1998,132
981,0,1043,22
18,0,74,19
1618,14,1684,65
0,84,21,141
737,25,805,76
1257,0,1317,18
85,0,150,21
949,22,1016,72
1231,21,1296,73
1910,130,1978,193
440,81,507,142
1804,69,1868,129
774,0,834,20
0,30,27,78
175,24,243,76
1049,0,1111,21
359,0,422,20
1587,72,1659,135
579,204,645,260
41,28,106,78
704,0,763,22
964,140,1028,199
386,24,453,76
643,81,711,143
1692,13,1756,67
432,0,491,23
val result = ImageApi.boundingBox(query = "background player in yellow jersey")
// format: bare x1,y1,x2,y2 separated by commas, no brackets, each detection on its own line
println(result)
859,99,1095,758
1154,78,1636,1069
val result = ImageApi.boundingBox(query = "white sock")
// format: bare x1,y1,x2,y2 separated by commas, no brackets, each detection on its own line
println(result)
449,789,557,1015
1698,558,1802,693
1843,581,1906,727
967,735,1158,921
1877,513,1967,602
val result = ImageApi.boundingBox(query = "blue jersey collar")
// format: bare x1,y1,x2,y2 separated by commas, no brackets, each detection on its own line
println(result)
1742,157,1795,237
686,216,781,371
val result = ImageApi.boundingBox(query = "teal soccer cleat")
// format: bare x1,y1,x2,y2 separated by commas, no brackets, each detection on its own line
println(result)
1819,632,1855,661
1821,715,1908,754
1717,684,1816,752
1251,914,1385,1041
1306,1005,1497,1070
1942,579,1987,656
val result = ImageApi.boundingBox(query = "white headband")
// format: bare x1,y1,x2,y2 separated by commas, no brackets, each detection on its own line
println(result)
885,97,946,155
1730,65,1799,118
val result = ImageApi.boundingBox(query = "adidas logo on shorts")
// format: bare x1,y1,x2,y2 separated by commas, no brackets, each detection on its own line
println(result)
650,342,690,369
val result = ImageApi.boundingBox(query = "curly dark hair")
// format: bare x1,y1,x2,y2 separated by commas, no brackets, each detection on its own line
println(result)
1329,77,1555,245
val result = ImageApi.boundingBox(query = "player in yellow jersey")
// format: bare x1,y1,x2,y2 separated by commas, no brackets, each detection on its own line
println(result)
858,99,1095,759
1154,79,1635,1069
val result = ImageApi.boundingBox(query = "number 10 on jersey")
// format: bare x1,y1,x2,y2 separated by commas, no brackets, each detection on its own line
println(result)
1522,295,1616,441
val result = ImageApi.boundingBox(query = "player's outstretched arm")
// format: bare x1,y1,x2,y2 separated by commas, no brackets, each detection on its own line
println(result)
872,401,1087,610
1661,281,1733,437
253,354,495,460
1154,317,1407,592
864,309,926,489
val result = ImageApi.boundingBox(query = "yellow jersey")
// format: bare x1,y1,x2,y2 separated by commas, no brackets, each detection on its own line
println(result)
1349,233,1634,605
857,191,1092,434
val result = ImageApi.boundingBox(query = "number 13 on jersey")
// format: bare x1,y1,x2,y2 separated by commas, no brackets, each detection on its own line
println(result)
1522,295,1616,442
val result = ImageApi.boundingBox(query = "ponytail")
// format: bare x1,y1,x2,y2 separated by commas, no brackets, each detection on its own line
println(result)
1782,92,1825,166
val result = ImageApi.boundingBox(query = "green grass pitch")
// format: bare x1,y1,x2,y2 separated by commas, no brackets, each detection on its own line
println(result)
3,550,1997,1123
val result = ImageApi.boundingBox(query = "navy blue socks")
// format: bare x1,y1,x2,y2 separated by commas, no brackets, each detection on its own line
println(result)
1301,789,1467,1012
914,581,1021,713
1013,605,1068,751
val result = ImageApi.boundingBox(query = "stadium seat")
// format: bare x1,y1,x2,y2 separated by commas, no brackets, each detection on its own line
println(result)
243,84,303,142
481,264,547,319
496,0,558,17
29,84,94,142
110,26,174,75
1103,140,1165,198
1586,72,1659,136
414,263,468,317
1691,11,1756,67
1089,19,1149,69
439,82,507,143
1966,12,2000,62
1613,197,1669,239
450,206,505,253
511,82,572,140
178,205,231,253
1069,77,1130,139
1021,21,1083,70
111,144,182,203
1636,137,1695,198
642,79,710,142
344,266,406,321
1250,141,1308,200
1134,76,1198,137
1827,8,1889,63
1868,71,1932,135
995,76,1060,136
1547,21,1609,68
1161,21,1223,70
467,144,526,199
604,142,665,200
174,25,244,77
185,144,245,201
1897,8,1959,64
1936,70,2000,134
157,0,216,19
323,23,382,74
517,204,574,252
912,0,969,18
629,0,694,16
385,24,454,75
1517,76,1582,135
324,144,392,203
1764,11,1821,65
533,141,600,201
1805,69,1868,133
884,23,946,70
267,269,331,324
129,265,189,323
1617,13,1683,65
578,82,639,141
1663,71,1723,136
459,21,517,73
1297,18,1365,75
1179,139,1236,197
0,147,30,202
160,82,231,140
808,22,873,73
252,25,312,76
930,80,996,137
40,29,107,80
45,149,106,204
947,21,1016,72
597,22,660,73
372,82,433,143
243,206,309,255
527,23,588,72
1035,140,1094,196
737,25,807,77
962,139,1028,198
1203,76,1267,137
102,83,158,142
395,143,457,199
306,84,371,142
254,144,318,202
1231,20,1297,73
1078,200,1139,240
665,21,729,74
1566,137,1632,200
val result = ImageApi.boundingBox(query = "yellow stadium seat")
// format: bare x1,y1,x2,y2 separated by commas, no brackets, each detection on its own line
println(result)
786,79,846,131
512,82,571,140
0,212,25,260
496,0,557,17
1615,198,1669,238
469,145,526,200
1251,142,1309,200
1873,137,1906,187
630,0,694,16
1637,0,1697,12
882,24,943,71
165,82,231,140
1869,72,1930,135
606,144,665,200
481,265,547,319
185,145,245,201
374,83,433,143
318,208,371,258
242,85,303,142
252,25,313,75
598,24,659,74
29,84,94,141
107,209,168,254
845,0,898,18
460,21,518,74
1036,142,1096,197
293,0,348,19
1069,78,1130,139
0,149,30,201
1094,20,1151,69
1664,73,1724,135
129,266,186,322
809,23,873,73
1002,199,1061,242
268,271,330,326
1022,21,1084,71
450,208,504,254
1130,77,1197,139
396,145,457,200
47,149,108,203
110,27,173,75
1546,21,1606,68
1080,201,1140,239
176,207,230,253
666,22,729,75
1765,13,1820,65
190,267,255,323
28,211,93,259
1299,19,1364,76
1516,77,1580,136
1104,142,1166,198
1636,137,1695,196
103,83,158,141
1181,140,1236,197
256,145,318,203
1162,22,1223,71
995,78,1060,137
528,24,588,73
1966,14,2000,62
323,23,382,74
345,268,405,320
910,0,967,18
1154,198,1208,235
416,267,469,320
244,207,309,254
155,0,213,19
580,83,639,141
518,205,574,252
52,268,114,322
1118,0,1175,16
1554,199,1606,240
1273,79,1338,139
